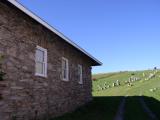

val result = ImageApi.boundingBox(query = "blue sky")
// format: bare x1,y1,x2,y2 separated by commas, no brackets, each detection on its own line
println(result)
19,0,160,74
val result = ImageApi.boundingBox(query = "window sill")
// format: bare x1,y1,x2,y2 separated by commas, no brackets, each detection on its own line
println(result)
35,73,47,78
78,82,83,85
62,79,69,82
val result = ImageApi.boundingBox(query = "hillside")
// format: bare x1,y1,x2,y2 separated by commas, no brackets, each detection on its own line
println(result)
92,70,160,98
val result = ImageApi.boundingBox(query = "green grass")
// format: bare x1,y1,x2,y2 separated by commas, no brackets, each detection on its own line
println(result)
124,97,150,120
144,96,160,119
52,70,160,120
52,97,122,120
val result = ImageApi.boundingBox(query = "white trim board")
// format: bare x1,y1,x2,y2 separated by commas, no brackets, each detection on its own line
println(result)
7,0,102,66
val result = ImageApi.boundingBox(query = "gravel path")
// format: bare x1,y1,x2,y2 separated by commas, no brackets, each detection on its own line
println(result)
114,97,126,120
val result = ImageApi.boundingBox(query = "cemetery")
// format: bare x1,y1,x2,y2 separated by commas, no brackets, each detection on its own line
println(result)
94,69,158,92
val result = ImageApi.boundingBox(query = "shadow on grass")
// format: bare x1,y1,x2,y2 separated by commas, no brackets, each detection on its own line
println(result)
143,96,160,119
52,96,160,120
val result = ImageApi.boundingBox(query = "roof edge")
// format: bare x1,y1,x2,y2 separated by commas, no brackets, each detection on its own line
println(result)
7,0,102,66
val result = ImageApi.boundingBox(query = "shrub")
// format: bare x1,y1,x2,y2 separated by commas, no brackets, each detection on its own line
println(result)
0,71,6,81
92,78,97,81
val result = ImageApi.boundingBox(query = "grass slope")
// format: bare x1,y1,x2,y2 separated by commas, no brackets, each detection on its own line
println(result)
93,70,160,98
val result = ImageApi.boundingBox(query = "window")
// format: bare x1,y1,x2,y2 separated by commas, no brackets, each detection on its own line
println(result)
62,57,69,81
78,64,83,84
35,46,47,77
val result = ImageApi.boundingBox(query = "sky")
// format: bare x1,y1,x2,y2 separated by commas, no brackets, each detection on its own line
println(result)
18,0,160,74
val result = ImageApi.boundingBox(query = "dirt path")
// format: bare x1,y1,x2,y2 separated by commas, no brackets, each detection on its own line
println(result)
114,97,126,120
139,97,158,120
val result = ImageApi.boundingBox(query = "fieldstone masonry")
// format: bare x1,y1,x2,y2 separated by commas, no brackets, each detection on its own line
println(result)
0,1,94,120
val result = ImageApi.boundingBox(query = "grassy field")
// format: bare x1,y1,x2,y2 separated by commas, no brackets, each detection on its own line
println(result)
53,70,160,120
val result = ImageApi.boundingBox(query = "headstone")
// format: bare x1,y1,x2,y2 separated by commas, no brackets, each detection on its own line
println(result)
143,73,145,77
116,80,120,86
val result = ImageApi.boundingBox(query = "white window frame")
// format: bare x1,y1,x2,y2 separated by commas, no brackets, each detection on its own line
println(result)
35,46,47,77
62,57,69,81
78,64,83,84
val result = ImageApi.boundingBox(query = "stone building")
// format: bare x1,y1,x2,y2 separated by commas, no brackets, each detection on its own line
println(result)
0,0,102,120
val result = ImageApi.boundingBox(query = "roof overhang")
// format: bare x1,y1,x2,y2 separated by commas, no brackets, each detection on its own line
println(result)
7,0,102,66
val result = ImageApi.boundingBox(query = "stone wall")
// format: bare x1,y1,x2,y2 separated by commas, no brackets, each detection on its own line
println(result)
0,1,93,120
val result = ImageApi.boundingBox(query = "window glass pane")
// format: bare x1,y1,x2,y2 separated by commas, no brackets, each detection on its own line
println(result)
63,69,66,79
36,62,44,74
78,66,82,75
62,60,65,69
62,59,67,69
78,66,81,75
36,49,44,62
78,65,82,84
62,58,68,80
